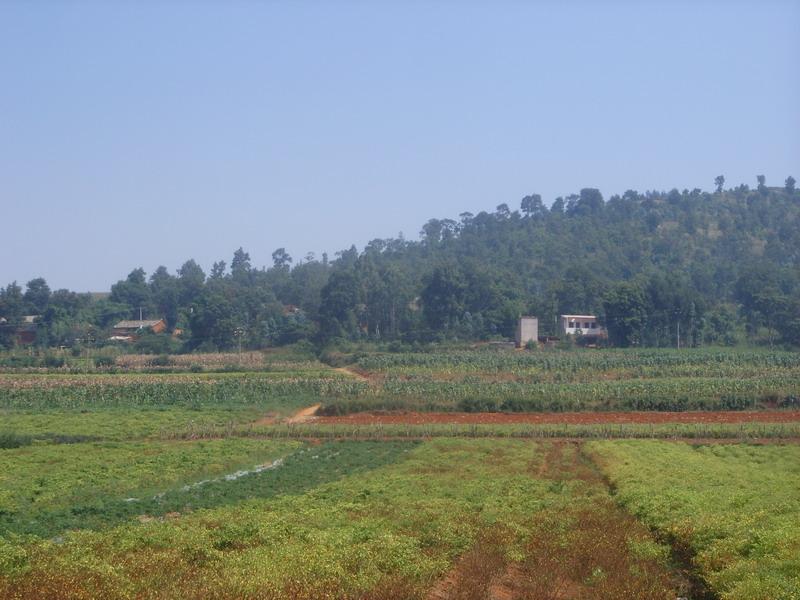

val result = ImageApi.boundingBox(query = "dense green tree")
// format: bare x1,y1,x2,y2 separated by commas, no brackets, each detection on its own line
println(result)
735,265,789,346
187,290,238,350
23,278,51,314
91,298,133,328
757,174,768,196
318,270,360,341
210,261,227,280
520,194,544,217
602,282,648,347
149,267,180,329
3,179,800,349
780,298,800,346
421,264,466,331
570,188,604,217
0,282,24,348
272,248,292,269
109,268,153,318
231,248,252,282
177,260,205,304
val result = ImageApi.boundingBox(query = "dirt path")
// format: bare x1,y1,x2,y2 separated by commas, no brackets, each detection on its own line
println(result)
319,409,800,426
285,404,321,424
253,403,321,426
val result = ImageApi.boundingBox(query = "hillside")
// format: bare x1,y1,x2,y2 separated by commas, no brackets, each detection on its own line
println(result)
1,179,799,349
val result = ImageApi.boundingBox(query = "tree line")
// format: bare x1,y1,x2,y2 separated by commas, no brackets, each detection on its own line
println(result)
1,175,799,351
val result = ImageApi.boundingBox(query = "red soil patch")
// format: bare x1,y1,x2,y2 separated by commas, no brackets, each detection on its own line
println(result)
318,410,800,426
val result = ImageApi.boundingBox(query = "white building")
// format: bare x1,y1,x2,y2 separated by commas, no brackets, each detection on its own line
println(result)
560,314,605,338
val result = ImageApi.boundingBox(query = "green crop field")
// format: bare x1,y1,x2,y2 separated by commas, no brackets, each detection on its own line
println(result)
1,348,799,599
323,347,800,414
589,441,800,600
2,438,797,599
3,348,798,416
0,439,689,599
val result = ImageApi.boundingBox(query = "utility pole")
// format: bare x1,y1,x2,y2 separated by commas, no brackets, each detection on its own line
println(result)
677,320,680,349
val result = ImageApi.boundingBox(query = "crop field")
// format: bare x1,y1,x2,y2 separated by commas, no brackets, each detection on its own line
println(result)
0,439,691,599
1,437,798,599
588,441,800,600
0,348,325,374
1,347,799,599
3,348,799,417
321,348,800,414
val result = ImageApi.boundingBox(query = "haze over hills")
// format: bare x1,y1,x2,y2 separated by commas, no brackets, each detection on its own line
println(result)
1,178,799,350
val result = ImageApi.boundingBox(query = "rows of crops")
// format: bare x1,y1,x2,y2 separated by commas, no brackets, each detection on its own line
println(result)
357,348,800,372
1,347,798,599
338,348,800,413
3,366,798,413
0,375,367,410
176,421,800,441
590,441,800,600
0,440,686,599
0,439,300,536
0,348,324,374
318,374,800,414
3,376,795,412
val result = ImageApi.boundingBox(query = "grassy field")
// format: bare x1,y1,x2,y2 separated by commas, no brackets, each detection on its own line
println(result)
1,347,799,599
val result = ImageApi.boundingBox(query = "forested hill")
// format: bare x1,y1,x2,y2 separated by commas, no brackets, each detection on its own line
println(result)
2,177,799,350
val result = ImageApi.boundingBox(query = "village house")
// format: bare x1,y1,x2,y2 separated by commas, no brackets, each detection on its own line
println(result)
560,314,606,338
0,315,41,345
110,318,167,342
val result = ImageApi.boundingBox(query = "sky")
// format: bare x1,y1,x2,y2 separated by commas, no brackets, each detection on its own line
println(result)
1,1,798,291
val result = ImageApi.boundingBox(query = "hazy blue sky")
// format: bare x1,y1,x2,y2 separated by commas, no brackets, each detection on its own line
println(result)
2,1,798,291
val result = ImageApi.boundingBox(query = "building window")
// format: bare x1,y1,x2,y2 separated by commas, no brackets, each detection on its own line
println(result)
591,322,597,329
583,322,590,329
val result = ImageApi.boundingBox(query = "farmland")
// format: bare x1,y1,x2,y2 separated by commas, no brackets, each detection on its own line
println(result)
589,441,800,600
1,347,799,599
322,347,800,414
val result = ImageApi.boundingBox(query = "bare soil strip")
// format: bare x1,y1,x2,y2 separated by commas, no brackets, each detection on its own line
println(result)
319,409,800,426
285,404,321,424
253,403,321,426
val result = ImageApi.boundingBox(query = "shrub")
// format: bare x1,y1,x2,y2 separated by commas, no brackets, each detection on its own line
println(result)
148,354,172,367
458,397,498,413
43,356,65,368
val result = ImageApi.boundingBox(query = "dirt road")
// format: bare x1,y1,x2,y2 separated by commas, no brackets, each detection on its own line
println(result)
285,404,321,424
